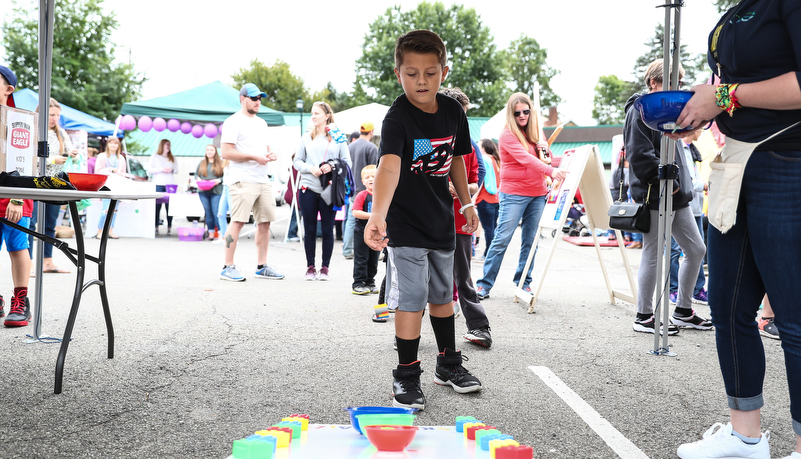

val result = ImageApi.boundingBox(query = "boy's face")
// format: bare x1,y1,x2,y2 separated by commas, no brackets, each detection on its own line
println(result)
394,52,449,113
362,172,376,192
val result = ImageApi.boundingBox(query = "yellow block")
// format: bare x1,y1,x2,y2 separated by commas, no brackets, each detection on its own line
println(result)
254,429,290,448
490,439,519,458
283,417,309,431
462,422,485,438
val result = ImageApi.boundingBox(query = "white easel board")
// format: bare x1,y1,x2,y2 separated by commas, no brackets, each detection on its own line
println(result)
514,144,637,312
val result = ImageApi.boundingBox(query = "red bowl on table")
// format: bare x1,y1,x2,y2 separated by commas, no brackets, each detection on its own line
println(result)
67,173,107,191
363,425,418,452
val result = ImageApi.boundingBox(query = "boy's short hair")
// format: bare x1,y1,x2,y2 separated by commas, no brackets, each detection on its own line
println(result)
439,87,469,109
394,29,448,69
361,164,377,179
644,59,685,89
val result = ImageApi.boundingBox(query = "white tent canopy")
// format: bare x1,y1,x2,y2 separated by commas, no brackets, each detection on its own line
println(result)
333,102,390,136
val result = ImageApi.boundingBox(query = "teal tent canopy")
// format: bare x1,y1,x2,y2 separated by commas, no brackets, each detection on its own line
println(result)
120,81,284,125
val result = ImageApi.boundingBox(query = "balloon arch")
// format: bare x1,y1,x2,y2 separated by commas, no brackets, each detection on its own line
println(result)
114,114,220,139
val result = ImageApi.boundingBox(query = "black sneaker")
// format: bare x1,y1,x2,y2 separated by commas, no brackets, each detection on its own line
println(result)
671,310,713,330
392,361,425,410
633,314,679,335
0,294,4,318
4,296,31,327
464,325,492,348
434,349,482,394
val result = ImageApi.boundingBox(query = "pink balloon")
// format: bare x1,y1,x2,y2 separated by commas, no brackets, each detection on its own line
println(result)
191,124,204,138
167,119,181,132
138,116,153,132
203,124,218,138
121,114,136,130
153,117,166,132
180,122,193,134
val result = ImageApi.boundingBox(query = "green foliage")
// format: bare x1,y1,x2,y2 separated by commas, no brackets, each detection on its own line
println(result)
231,59,308,113
591,75,638,125
632,24,708,88
713,0,740,13
355,2,557,117
2,0,144,121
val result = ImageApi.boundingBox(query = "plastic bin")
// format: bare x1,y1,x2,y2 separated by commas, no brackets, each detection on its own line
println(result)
177,226,204,241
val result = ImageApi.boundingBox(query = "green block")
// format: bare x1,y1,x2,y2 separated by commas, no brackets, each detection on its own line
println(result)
475,429,501,443
232,439,273,459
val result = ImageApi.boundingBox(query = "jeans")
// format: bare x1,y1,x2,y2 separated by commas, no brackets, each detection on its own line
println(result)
28,202,61,259
708,150,801,436
477,193,546,292
198,191,221,233
669,215,706,294
476,200,499,257
298,188,336,268
155,185,173,229
342,201,354,257
217,185,230,236
637,206,705,314
97,199,118,231
288,210,299,239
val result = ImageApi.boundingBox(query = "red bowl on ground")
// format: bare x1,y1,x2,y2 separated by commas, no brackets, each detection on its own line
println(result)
68,173,107,191
195,179,217,191
364,425,418,452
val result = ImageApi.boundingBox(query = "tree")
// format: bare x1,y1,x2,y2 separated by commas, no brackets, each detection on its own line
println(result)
713,0,739,12
2,0,144,121
591,75,639,125
231,59,307,113
633,24,708,87
354,2,519,117
503,35,561,109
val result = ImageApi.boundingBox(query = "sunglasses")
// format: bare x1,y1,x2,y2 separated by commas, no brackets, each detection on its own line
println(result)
514,109,531,117
247,96,262,102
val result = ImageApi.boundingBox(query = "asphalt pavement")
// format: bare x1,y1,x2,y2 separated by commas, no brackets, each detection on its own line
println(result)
0,204,793,458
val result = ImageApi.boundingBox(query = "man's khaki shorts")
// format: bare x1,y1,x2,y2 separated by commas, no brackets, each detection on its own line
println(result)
228,181,276,224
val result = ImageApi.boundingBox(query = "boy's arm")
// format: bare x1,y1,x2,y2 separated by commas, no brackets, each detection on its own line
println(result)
449,155,478,233
353,210,371,220
364,155,401,250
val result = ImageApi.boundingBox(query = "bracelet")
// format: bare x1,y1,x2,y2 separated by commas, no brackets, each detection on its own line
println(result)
9,199,23,206
715,83,741,116
459,203,475,215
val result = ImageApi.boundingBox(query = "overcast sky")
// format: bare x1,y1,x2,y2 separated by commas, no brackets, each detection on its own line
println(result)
1,0,724,125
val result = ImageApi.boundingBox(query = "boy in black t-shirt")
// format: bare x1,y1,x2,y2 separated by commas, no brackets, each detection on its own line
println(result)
352,165,379,295
364,30,482,410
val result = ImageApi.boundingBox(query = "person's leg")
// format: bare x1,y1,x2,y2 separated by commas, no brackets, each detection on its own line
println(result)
155,185,166,230
454,233,489,330
367,245,379,289
43,202,60,259
210,193,221,235
352,232,368,289
669,237,681,294
476,193,527,293
254,221,271,265
342,201,354,258
514,195,546,288
636,209,662,316
224,182,258,267
298,189,320,268
224,221,245,266
97,199,110,237
671,206,706,312
198,191,215,235
475,200,496,257
319,202,337,268
216,185,230,237
288,210,298,239
694,215,707,294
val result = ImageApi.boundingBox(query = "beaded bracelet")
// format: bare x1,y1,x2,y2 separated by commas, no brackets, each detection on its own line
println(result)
715,83,742,116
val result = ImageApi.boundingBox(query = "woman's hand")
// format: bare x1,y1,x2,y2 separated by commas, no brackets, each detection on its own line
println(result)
68,149,79,157
311,166,322,177
54,155,67,165
552,169,568,182
320,163,332,174
162,167,173,173
674,84,722,131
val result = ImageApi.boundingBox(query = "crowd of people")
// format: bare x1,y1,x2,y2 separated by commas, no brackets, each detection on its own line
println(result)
1,2,800,454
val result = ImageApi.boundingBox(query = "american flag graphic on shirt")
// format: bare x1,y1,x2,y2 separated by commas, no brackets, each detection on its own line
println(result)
411,136,455,177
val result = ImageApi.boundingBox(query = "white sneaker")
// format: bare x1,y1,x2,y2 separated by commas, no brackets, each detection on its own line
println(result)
677,422,770,459
780,452,801,459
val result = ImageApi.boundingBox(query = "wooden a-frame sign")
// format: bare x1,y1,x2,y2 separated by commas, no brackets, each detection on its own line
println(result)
513,144,638,313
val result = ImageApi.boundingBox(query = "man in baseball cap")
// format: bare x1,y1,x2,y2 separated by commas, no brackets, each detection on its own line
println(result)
239,83,267,99
0,65,17,108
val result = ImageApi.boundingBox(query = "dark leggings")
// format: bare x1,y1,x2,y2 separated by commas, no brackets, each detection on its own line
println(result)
298,188,336,268
155,185,173,229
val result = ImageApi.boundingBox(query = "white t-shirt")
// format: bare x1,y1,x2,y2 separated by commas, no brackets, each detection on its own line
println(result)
221,111,270,184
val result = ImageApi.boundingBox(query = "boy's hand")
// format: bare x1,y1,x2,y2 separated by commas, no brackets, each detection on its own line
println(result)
461,207,479,233
364,214,388,251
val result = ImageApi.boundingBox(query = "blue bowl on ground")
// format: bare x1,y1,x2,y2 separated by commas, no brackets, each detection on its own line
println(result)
344,406,417,434
634,90,694,133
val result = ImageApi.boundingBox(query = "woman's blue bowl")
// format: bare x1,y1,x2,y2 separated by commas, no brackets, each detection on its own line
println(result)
634,90,694,133
344,406,417,434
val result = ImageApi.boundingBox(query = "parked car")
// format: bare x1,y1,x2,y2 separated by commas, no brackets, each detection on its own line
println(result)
122,152,148,182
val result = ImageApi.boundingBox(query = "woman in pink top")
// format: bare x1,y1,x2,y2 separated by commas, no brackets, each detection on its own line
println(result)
475,93,567,299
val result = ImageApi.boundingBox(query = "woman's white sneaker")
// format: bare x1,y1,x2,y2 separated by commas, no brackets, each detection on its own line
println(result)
677,422,770,459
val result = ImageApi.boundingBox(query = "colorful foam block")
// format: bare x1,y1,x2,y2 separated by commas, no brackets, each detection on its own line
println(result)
463,422,485,438
254,429,290,447
474,428,501,443
273,422,301,439
467,424,495,440
490,439,520,459
245,434,277,452
282,417,309,431
481,434,514,451
495,444,534,459
289,413,310,420
374,305,389,315
455,417,478,432
231,439,274,459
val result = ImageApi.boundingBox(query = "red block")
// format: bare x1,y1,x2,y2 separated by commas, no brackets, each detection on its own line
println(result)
466,425,495,440
270,427,293,437
495,444,534,459
290,413,310,419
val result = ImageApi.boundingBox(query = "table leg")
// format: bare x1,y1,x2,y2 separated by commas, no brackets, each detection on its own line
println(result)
96,200,116,358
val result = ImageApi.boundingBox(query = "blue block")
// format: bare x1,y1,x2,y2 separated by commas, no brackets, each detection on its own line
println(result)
480,434,514,451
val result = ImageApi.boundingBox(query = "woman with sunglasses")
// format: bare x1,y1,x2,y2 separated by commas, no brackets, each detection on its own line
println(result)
293,101,352,280
474,93,566,300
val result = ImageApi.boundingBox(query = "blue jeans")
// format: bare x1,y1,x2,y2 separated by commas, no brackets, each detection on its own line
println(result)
477,193,546,292
669,216,706,294
198,191,221,233
217,185,230,236
288,210,299,239
708,150,801,436
97,199,118,231
476,200,499,257
342,201,354,257
30,202,61,259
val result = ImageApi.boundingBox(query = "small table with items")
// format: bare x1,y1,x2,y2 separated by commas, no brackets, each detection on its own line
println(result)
0,186,161,394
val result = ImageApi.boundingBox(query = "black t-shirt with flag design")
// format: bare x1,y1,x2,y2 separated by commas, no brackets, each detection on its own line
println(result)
379,93,471,251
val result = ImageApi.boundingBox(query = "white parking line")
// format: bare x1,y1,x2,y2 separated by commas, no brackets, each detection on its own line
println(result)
529,366,649,459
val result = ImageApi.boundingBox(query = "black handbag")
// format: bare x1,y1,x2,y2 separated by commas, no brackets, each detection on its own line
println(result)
607,157,651,233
